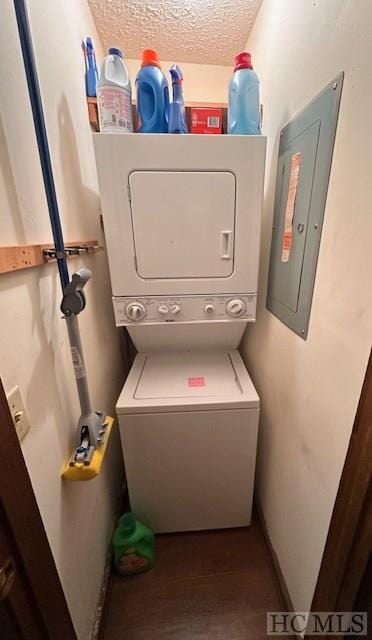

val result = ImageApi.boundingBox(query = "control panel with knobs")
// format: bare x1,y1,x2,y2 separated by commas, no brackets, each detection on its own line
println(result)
125,301,146,321
114,295,256,326
226,298,246,317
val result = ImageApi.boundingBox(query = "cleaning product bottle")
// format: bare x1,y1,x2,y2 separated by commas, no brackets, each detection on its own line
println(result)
228,52,261,135
168,65,187,134
97,47,133,133
136,49,169,133
113,512,155,576
85,37,99,97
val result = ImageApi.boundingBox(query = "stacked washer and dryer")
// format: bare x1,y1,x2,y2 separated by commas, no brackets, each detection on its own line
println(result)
94,134,266,533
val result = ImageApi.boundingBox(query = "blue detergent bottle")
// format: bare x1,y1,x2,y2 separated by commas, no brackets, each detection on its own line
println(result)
228,52,261,135
136,49,169,133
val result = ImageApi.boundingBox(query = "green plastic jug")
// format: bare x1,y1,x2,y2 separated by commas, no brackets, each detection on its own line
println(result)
113,512,155,576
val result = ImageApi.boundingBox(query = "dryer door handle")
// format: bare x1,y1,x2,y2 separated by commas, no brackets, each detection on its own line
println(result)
221,230,233,260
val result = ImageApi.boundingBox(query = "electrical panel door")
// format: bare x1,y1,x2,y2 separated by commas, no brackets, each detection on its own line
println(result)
267,73,343,338
268,121,320,313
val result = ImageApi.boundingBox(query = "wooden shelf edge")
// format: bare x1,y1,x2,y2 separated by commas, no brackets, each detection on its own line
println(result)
87,97,228,132
0,241,102,275
87,97,99,131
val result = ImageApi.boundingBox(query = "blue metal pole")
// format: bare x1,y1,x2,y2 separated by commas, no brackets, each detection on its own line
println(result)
13,0,69,290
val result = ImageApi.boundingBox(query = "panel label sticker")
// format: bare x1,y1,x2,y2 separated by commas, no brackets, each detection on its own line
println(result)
188,377,206,387
281,152,301,263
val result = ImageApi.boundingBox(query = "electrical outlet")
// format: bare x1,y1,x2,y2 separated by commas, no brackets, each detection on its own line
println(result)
7,386,31,442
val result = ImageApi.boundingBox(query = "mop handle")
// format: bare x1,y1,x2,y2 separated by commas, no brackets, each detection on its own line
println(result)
13,0,70,291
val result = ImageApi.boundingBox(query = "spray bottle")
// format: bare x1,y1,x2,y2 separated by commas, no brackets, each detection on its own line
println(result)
85,37,99,97
168,65,187,134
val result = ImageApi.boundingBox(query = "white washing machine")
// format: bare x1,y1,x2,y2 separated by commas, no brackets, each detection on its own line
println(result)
93,134,266,533
116,351,259,533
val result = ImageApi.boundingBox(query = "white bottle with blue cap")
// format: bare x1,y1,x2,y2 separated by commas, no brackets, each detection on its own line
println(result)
97,47,133,133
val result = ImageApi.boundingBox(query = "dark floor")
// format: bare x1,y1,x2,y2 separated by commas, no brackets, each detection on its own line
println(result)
100,516,285,640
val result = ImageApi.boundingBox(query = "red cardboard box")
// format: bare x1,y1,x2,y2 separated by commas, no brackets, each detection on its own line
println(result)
190,108,223,134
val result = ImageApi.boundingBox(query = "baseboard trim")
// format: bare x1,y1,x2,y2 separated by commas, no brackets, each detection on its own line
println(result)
91,553,112,640
255,499,300,640
91,481,127,640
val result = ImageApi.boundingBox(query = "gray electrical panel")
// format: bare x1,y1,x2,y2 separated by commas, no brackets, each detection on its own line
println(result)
266,73,343,338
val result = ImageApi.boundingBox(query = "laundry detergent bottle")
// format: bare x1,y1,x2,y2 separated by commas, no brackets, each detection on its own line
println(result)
136,49,169,133
113,512,155,576
228,52,261,135
97,47,133,133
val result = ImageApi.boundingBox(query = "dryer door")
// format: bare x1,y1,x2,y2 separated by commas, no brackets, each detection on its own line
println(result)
129,171,236,279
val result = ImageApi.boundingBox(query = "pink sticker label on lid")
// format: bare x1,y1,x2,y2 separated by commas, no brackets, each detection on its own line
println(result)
188,377,206,387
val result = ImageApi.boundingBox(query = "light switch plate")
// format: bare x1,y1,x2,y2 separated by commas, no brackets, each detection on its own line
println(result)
7,386,31,442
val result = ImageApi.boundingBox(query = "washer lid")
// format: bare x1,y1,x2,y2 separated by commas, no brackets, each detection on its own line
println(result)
116,350,259,414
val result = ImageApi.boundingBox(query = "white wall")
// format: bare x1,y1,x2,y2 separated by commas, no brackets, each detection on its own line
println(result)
125,58,231,103
0,1,125,638
241,0,372,612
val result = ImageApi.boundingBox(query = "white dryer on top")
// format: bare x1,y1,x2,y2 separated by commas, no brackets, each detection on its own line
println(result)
93,134,266,327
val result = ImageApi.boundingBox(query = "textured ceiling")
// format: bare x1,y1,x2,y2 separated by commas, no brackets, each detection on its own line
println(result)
88,0,263,65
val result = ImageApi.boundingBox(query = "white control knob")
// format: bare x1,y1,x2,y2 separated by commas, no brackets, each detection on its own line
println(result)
158,304,169,315
170,304,181,315
205,304,215,314
226,298,246,317
125,302,146,322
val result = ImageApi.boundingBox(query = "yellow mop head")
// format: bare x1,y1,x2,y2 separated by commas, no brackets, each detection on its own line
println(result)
61,416,114,481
